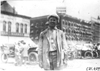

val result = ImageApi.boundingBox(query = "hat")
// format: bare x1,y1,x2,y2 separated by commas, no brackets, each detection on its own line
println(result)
47,15,59,22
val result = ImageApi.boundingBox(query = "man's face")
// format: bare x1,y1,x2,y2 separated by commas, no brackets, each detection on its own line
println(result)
48,17,58,29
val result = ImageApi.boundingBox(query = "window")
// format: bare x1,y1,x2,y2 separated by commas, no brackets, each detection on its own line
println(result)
35,23,38,28
61,19,65,25
16,23,19,33
3,21,6,32
68,21,70,27
8,21,11,32
20,23,23,33
65,20,68,25
31,30,34,33
25,24,27,33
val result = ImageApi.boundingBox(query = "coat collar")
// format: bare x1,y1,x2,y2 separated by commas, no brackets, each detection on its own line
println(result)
42,27,58,37
47,26,57,30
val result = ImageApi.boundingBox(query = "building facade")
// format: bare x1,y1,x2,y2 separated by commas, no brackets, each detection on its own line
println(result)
91,18,100,44
60,14,92,43
30,16,48,42
30,14,93,44
0,1,31,45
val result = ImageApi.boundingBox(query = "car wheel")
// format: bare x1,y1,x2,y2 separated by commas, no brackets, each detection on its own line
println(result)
84,51,93,58
93,51,98,58
28,52,37,63
1,53,8,63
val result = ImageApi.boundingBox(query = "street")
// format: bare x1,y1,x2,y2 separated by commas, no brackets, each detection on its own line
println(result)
1,0,100,71
0,57,100,71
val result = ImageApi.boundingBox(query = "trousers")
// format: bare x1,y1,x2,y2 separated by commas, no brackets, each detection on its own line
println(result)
49,50,57,70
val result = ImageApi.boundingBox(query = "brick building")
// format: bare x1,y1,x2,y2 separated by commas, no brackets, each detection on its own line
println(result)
60,14,92,43
30,15,48,42
90,18,100,44
30,14,93,44
0,1,31,45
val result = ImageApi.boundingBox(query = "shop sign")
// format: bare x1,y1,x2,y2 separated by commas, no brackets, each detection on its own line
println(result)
0,31,24,37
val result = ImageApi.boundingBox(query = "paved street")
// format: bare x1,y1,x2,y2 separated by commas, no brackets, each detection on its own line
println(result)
0,57,100,71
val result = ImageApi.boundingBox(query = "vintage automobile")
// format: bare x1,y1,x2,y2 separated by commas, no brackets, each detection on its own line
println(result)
76,43,100,59
0,44,15,63
62,41,100,60
65,41,100,59
28,47,38,63
0,40,38,64
16,40,38,64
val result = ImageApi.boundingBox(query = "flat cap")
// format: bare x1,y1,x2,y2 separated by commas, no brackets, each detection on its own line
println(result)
47,15,59,21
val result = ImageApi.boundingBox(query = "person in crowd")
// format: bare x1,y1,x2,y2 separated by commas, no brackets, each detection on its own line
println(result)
97,43,100,50
38,14,68,70
15,42,24,66
93,43,99,51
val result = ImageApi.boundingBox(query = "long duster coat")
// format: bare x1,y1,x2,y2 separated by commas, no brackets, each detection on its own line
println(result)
38,27,68,70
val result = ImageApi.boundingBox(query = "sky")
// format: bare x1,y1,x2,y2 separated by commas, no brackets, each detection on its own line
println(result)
4,0,100,21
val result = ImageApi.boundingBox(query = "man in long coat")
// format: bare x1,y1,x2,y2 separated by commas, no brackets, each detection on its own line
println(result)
38,15,68,70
